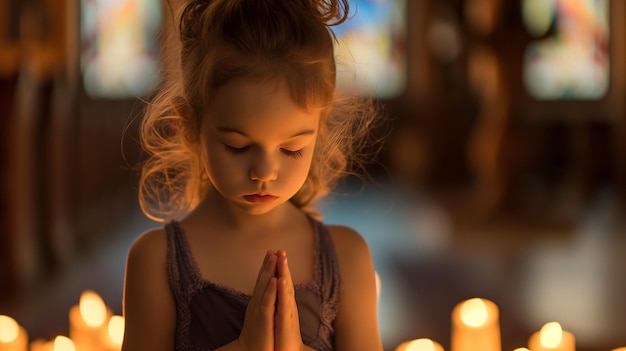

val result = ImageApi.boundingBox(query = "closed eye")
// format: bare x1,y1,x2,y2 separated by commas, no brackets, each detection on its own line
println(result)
225,144,303,159
281,149,303,159
224,145,249,155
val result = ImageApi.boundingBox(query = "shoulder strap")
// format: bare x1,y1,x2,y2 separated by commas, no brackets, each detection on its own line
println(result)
165,221,205,300
312,220,342,340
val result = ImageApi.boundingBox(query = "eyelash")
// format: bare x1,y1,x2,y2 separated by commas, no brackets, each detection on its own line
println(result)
281,149,303,159
224,145,249,155
224,145,303,159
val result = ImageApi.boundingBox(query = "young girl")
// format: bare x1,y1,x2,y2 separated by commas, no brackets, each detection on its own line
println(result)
122,0,383,350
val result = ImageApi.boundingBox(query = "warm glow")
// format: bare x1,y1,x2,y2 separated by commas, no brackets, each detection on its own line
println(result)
460,298,489,327
54,336,75,351
611,348,626,351
0,315,19,343
108,315,125,345
513,348,530,351
406,338,436,351
79,290,107,327
540,322,563,348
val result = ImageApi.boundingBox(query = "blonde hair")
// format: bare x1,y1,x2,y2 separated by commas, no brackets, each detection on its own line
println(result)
138,0,382,222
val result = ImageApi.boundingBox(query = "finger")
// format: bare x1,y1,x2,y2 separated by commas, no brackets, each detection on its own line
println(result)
277,255,293,287
252,251,269,290
252,252,277,300
262,277,278,311
277,257,295,315
277,276,291,314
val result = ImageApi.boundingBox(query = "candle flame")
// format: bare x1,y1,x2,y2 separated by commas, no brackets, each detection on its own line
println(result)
540,322,563,348
406,338,437,351
460,298,488,327
54,335,75,351
375,271,381,302
79,290,107,327
108,315,125,345
513,348,530,351
0,315,19,343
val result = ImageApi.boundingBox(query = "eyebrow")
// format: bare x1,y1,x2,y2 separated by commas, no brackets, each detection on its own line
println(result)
216,126,316,138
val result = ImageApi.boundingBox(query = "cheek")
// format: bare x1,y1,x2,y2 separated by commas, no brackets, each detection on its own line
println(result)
203,145,242,187
290,151,315,183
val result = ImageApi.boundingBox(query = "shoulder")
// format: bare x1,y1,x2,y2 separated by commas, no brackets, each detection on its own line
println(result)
124,226,170,298
325,225,372,261
325,224,375,288
123,226,176,350
323,224,383,350
127,227,168,262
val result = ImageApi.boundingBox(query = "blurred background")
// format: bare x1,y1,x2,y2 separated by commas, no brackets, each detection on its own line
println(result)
1,0,625,350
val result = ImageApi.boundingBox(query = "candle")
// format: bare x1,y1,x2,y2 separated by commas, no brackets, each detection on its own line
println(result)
103,315,124,351
451,298,501,351
528,322,575,351
375,271,381,303
395,338,444,351
29,339,53,351
53,336,75,351
0,315,28,351
69,290,111,351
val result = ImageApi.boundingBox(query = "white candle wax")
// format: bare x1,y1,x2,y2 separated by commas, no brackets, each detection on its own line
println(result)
0,315,28,351
451,298,501,351
528,322,575,351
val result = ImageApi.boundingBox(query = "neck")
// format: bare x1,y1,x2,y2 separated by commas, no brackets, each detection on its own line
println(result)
187,187,300,235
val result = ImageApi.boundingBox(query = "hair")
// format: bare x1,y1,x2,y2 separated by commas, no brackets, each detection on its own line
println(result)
138,0,383,222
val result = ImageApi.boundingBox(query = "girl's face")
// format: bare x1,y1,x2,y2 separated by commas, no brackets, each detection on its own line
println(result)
199,78,320,215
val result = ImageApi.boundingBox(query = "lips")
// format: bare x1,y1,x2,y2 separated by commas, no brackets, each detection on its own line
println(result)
243,194,279,204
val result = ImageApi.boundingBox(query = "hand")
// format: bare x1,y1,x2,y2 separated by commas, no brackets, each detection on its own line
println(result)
237,250,278,351
274,250,306,351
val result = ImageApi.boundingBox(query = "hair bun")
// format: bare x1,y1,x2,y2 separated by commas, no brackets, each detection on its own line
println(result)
305,0,350,26
179,0,212,41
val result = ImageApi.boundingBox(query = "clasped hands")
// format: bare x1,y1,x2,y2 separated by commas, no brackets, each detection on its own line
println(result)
237,249,310,351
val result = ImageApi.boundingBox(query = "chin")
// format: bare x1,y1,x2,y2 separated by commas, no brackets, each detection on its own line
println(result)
233,200,285,216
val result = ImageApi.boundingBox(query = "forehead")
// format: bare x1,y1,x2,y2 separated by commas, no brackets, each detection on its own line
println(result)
204,78,320,135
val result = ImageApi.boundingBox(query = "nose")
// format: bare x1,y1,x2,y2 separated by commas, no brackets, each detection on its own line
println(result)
249,152,278,182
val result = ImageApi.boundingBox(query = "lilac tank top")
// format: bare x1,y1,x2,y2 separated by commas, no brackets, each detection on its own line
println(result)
165,219,342,351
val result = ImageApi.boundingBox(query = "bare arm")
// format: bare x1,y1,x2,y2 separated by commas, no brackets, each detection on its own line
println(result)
122,229,176,351
328,226,383,351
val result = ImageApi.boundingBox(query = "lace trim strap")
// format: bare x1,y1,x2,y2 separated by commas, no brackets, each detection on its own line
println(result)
312,220,342,349
165,221,205,351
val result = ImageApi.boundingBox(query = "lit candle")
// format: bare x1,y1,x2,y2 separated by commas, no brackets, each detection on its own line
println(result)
451,298,501,351
53,336,75,351
395,338,444,351
0,315,28,351
103,315,124,351
528,322,575,351
69,290,111,351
